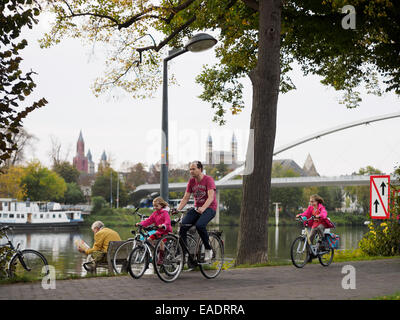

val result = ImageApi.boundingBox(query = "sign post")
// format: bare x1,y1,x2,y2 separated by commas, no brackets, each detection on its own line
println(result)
370,175,390,219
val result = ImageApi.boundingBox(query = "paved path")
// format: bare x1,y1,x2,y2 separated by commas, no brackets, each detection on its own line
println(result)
0,259,399,300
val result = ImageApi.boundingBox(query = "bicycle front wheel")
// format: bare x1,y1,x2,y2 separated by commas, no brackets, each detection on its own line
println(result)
113,240,136,274
154,234,183,283
198,233,224,279
8,249,49,280
318,248,334,266
128,245,149,279
290,236,309,268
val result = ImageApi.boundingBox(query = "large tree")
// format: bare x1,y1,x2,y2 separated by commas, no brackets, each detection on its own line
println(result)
92,167,129,207
0,0,47,167
41,0,399,264
21,161,67,201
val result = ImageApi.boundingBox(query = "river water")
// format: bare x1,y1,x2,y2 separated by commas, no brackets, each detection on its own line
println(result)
2,224,368,278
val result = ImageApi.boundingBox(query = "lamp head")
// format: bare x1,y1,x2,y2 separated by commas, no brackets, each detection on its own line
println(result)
185,33,217,52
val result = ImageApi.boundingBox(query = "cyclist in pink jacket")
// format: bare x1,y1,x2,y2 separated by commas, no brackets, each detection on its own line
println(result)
296,194,329,245
136,197,172,264
137,197,172,240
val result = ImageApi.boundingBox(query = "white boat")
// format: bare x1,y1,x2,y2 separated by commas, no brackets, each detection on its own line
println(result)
0,198,84,230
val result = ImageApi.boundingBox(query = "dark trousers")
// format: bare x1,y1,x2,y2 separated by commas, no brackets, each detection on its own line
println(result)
179,208,216,250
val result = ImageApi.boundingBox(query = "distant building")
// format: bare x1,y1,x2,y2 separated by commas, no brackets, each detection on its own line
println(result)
205,133,240,169
273,154,319,177
73,131,88,173
87,149,95,175
98,150,109,171
302,153,319,176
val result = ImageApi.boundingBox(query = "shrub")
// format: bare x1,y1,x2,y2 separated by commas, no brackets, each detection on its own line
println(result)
0,232,13,279
91,196,107,213
359,218,400,256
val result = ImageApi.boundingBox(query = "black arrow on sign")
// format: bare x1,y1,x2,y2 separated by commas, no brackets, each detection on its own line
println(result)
380,182,386,196
373,199,379,213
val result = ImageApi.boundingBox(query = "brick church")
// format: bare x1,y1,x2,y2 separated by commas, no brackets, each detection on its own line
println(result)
72,131,98,175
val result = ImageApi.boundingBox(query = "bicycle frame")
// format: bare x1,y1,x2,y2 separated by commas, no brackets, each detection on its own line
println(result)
297,217,330,257
169,211,219,267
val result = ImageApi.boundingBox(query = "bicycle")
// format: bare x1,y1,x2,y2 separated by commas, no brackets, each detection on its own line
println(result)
290,217,335,268
127,224,168,279
153,209,224,283
111,207,153,274
0,226,49,279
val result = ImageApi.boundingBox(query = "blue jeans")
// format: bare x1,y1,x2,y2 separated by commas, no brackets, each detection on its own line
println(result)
179,208,216,250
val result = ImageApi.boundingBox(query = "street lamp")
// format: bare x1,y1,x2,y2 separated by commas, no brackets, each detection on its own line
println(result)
160,33,217,202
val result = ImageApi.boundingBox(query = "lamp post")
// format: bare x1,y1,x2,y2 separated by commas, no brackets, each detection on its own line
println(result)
160,33,217,202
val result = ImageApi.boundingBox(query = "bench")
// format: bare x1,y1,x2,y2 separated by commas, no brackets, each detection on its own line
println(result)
87,240,132,275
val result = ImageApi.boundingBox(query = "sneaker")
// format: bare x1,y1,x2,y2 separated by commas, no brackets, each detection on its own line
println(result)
83,262,95,272
204,249,213,262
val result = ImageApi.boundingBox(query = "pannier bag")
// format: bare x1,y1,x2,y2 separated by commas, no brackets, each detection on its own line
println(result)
326,233,340,249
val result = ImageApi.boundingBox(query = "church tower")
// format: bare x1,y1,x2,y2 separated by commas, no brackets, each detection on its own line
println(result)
206,134,213,165
73,130,88,172
231,133,237,164
87,149,95,175
98,150,108,171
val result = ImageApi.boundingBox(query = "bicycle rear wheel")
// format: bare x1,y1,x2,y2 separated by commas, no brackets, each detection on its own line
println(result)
198,233,224,279
128,245,149,279
8,249,49,279
113,239,136,274
154,234,183,283
290,236,309,268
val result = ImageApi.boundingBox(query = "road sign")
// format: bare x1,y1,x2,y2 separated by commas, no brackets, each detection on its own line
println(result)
370,175,390,219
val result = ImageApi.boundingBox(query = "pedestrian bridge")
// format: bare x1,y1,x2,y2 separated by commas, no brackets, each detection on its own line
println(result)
134,174,399,193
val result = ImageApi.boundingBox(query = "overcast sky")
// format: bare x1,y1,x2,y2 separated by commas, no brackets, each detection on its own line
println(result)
18,14,400,178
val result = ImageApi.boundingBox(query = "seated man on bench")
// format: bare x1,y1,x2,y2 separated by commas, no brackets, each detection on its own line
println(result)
78,221,121,272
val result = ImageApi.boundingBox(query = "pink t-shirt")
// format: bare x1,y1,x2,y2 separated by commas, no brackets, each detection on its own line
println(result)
186,175,217,211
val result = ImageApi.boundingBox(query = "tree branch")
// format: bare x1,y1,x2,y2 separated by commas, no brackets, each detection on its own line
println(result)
242,0,259,11
137,15,196,55
165,0,197,24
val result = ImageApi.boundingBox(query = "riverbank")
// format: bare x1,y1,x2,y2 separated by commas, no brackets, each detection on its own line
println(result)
82,208,154,227
85,208,369,228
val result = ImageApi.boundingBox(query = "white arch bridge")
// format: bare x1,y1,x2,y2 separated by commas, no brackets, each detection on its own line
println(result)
134,112,400,221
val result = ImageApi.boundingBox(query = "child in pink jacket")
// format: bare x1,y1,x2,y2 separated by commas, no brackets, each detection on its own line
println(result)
296,194,329,244
137,197,172,240
136,197,172,264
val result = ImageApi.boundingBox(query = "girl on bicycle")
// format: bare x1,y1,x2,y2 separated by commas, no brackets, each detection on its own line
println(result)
136,197,172,264
296,194,332,245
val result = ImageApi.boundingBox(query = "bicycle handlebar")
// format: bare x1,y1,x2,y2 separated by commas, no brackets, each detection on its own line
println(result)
170,207,196,215
296,216,315,222
130,207,150,220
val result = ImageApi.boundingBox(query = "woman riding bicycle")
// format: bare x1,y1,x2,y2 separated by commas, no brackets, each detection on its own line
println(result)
296,194,333,247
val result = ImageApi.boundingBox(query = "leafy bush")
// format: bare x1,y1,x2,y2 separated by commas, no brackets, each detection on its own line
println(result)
359,218,400,256
91,196,107,213
0,232,13,279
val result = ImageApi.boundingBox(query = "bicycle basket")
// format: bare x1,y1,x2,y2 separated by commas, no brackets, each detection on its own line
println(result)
139,229,156,241
325,233,340,249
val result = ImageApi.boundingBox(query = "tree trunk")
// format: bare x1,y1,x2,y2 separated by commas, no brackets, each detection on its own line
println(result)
236,0,282,265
